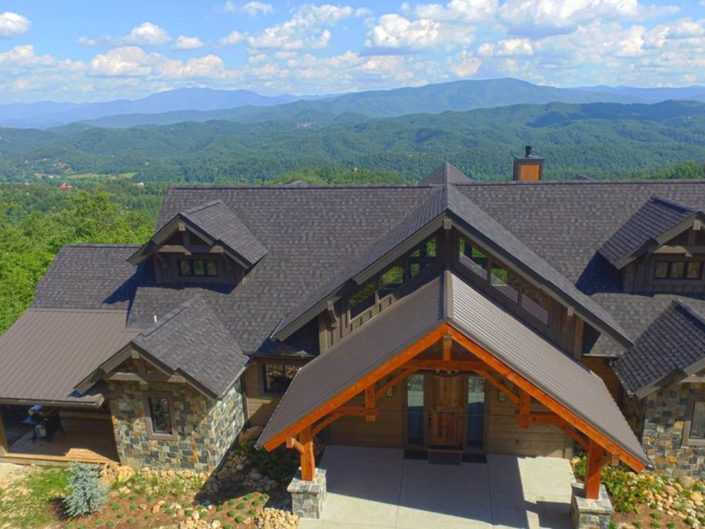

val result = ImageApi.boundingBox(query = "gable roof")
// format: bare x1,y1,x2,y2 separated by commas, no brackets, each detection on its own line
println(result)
598,196,698,269
0,309,137,406
419,162,473,185
274,184,632,347
258,272,648,468
615,300,705,397
129,295,247,397
129,200,267,269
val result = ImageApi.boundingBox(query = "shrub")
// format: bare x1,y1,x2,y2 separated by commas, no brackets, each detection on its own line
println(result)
236,515,244,523
237,442,299,484
63,463,108,518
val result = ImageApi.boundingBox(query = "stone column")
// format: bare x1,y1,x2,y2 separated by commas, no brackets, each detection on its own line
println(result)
287,468,327,519
570,482,614,529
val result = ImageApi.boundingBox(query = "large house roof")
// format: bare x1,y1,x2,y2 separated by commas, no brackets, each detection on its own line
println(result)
0,309,137,406
22,175,705,400
258,272,648,467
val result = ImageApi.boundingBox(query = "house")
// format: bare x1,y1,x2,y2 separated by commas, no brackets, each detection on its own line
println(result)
1,156,704,520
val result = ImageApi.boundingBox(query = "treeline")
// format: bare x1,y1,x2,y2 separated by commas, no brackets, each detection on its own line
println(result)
0,182,161,333
1,100,705,183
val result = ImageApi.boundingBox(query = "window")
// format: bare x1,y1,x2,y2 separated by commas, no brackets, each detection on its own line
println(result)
147,396,173,436
684,400,705,446
490,263,519,303
379,265,405,296
654,261,703,281
263,364,299,395
459,238,488,277
521,287,550,325
349,281,377,318
178,259,218,277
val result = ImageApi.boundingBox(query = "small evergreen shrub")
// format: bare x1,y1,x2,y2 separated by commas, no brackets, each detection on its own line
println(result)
63,463,108,518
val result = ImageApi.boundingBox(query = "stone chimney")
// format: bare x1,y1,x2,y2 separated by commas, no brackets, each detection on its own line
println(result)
513,145,544,181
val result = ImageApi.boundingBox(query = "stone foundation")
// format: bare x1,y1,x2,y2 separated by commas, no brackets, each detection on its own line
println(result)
642,383,705,478
108,379,245,472
570,483,613,529
287,468,327,519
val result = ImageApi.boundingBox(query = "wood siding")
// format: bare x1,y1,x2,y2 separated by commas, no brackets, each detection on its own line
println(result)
623,253,705,293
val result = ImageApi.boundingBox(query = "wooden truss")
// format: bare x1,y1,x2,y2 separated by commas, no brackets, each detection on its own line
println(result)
270,323,642,498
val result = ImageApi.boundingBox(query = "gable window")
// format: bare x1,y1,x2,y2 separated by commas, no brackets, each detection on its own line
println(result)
654,261,702,281
490,263,520,303
147,395,174,437
459,238,488,278
683,400,705,446
178,259,218,277
263,364,300,395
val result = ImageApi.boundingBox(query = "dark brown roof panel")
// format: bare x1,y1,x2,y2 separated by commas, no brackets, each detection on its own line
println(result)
0,309,137,406
419,162,473,185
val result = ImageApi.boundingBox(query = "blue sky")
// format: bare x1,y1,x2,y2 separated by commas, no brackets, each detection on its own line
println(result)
1,0,704,102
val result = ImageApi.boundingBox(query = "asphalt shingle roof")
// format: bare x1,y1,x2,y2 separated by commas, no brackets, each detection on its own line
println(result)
418,162,473,185
598,196,697,268
132,294,247,397
615,300,705,396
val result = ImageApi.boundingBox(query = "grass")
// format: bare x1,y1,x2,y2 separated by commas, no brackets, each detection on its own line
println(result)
0,466,69,527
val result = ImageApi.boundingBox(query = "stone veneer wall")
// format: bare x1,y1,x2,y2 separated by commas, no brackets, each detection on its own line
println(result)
108,379,245,472
642,383,705,478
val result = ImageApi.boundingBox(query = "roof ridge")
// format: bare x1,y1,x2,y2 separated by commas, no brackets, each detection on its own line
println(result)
182,199,225,215
139,294,203,337
672,299,705,328
649,195,697,214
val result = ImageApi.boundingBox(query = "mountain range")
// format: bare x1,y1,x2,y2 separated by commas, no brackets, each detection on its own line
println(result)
4,78,705,129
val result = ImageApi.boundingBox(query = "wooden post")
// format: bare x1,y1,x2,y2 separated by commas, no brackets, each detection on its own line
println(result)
0,406,8,456
585,439,605,500
299,427,316,481
517,390,531,428
364,387,376,422
442,334,453,362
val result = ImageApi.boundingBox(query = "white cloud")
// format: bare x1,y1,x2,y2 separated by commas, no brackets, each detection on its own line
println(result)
411,0,498,23
124,22,170,46
219,30,245,46
90,46,154,76
0,45,54,67
243,2,274,15
0,11,31,38
498,0,679,31
478,38,534,56
451,50,482,76
79,22,170,47
224,1,274,15
366,14,441,50
173,36,205,50
247,4,363,51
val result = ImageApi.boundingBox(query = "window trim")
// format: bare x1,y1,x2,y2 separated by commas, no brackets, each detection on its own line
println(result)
144,393,177,441
682,398,705,447
653,259,703,282
177,258,219,278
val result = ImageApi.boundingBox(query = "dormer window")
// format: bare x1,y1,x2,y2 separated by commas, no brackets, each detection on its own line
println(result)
179,259,218,278
654,260,702,281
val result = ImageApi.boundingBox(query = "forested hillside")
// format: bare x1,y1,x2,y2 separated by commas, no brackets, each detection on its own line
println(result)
1,100,704,183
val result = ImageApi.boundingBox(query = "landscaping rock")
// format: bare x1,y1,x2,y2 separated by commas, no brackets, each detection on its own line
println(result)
680,475,696,489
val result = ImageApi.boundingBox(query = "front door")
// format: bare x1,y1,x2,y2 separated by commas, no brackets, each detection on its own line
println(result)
427,374,464,448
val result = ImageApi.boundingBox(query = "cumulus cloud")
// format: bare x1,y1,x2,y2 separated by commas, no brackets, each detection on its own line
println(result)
478,38,534,56
410,0,498,23
366,14,441,50
247,4,365,51
79,22,170,47
224,1,274,15
173,36,205,50
451,50,482,76
0,11,31,37
219,30,245,46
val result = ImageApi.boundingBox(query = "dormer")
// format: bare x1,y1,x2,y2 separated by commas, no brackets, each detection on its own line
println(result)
599,196,705,293
128,200,267,285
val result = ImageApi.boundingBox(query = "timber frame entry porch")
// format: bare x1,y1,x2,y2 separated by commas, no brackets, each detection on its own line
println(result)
264,324,643,499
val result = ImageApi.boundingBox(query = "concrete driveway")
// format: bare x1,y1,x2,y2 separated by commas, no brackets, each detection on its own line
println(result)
300,446,574,529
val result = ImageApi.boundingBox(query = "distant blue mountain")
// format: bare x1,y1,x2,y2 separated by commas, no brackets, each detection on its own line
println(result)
3,79,705,129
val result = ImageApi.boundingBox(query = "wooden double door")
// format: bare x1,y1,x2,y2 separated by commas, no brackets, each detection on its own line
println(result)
407,373,485,449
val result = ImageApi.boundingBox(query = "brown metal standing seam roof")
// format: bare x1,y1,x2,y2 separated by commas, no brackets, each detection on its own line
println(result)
258,272,648,467
0,309,138,406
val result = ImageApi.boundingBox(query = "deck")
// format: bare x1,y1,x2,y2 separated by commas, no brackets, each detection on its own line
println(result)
0,418,119,465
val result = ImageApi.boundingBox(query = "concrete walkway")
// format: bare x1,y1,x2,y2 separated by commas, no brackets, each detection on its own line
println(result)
300,446,574,529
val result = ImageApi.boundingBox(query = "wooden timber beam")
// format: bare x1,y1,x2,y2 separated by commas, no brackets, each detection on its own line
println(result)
310,406,380,437
516,390,532,428
0,407,8,456
525,412,590,451
364,387,376,422
442,334,453,362
585,439,607,500
405,359,485,371
447,324,645,472
298,427,316,481
375,368,417,400
262,326,447,451
474,369,519,405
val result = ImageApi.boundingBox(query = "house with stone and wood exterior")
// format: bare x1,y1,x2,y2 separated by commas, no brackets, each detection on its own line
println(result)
0,151,704,525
